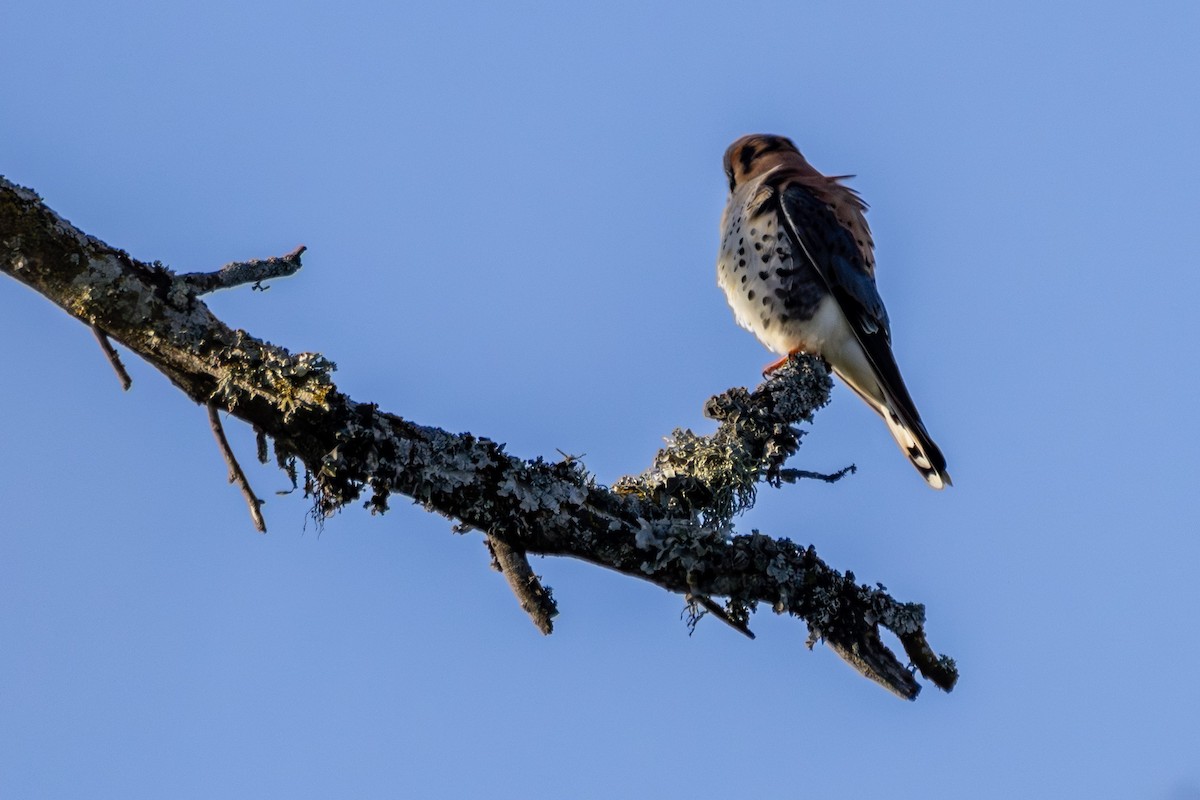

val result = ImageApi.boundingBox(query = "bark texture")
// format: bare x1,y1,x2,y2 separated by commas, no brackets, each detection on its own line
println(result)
1,176,957,699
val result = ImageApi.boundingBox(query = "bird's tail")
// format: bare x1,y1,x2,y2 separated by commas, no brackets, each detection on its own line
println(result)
834,366,951,490
876,392,951,490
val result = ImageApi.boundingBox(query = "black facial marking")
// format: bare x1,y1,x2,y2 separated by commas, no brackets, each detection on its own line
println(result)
738,145,757,173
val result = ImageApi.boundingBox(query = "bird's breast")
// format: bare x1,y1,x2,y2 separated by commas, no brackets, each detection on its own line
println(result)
717,189,829,356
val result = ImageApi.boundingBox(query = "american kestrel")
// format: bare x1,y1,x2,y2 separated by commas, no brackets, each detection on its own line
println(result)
717,134,951,489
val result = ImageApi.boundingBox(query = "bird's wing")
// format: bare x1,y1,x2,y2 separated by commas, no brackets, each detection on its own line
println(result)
775,182,930,426
777,181,949,486
777,182,890,342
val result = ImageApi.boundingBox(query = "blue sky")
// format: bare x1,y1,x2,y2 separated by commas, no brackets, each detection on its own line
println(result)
3,1,1199,797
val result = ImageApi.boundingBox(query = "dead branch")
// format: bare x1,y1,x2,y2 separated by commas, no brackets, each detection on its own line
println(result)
1,176,957,700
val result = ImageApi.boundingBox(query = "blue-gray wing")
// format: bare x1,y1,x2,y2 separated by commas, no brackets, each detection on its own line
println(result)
777,184,891,342
776,181,949,487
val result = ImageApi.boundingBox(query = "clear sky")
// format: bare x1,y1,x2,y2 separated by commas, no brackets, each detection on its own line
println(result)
3,1,1199,797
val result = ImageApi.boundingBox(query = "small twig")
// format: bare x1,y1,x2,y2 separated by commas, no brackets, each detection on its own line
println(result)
487,535,557,635
180,245,307,295
686,593,756,640
90,326,132,391
777,465,857,484
207,403,267,533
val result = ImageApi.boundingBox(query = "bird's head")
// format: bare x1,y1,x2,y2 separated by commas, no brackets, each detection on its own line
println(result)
723,134,804,192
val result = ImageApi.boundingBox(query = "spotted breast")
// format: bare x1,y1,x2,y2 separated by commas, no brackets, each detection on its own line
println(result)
717,175,827,357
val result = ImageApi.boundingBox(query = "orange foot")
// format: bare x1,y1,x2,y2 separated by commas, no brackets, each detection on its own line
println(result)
762,348,806,376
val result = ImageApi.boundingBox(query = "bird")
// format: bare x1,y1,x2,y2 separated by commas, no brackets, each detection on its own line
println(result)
717,133,951,489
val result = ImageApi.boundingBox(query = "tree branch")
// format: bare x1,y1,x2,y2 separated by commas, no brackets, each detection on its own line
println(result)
486,536,558,635
1,176,957,700
179,245,306,295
